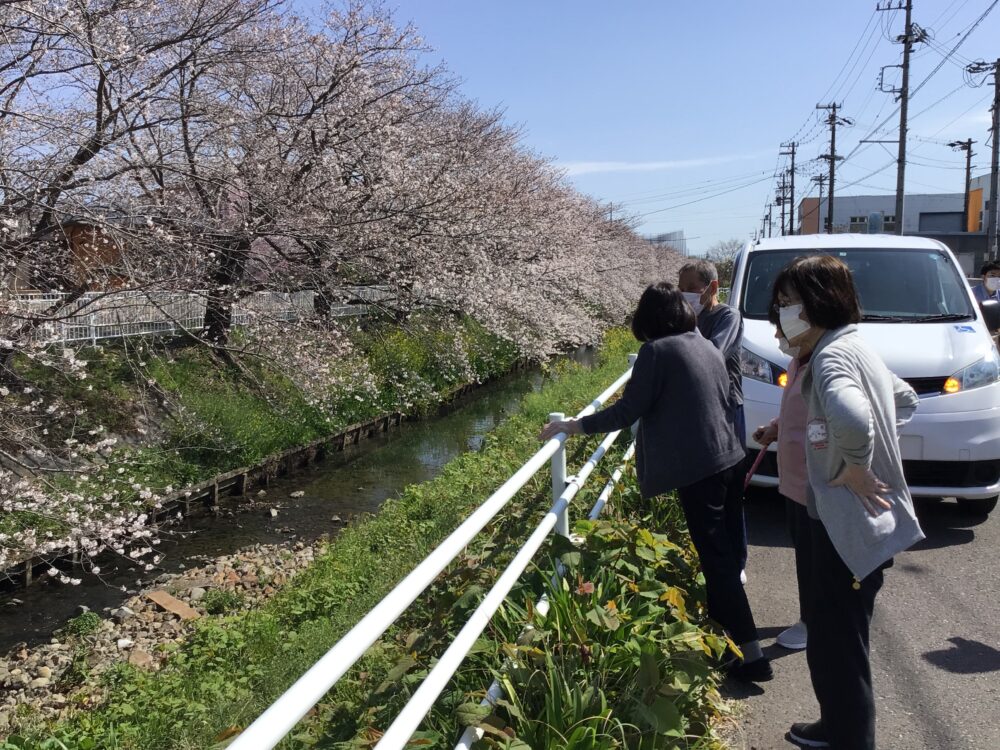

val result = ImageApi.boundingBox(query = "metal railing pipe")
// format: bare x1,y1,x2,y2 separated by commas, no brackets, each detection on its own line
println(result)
377,429,624,748
588,442,637,521
227,368,633,750
453,439,636,750
549,412,569,537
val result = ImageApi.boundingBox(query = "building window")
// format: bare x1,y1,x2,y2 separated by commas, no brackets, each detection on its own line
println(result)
849,216,868,232
883,215,896,232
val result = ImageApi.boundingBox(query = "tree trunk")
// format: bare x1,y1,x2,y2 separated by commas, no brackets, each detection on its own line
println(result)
202,238,249,347
0,346,17,385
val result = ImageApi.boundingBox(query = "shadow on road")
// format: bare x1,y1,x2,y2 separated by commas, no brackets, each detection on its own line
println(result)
719,678,766,700
744,488,792,550
923,637,1000,674
910,498,992,551
745,490,993,552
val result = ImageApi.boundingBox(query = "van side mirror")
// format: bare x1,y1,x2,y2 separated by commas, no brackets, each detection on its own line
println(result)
981,300,1000,333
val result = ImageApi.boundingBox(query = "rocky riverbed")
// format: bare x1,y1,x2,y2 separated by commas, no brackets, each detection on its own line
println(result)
0,538,324,735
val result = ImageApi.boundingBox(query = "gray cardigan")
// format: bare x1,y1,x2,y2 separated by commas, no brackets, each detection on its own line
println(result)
801,325,924,580
580,332,744,498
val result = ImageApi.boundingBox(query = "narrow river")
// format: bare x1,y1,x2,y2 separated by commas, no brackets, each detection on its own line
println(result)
1,354,591,651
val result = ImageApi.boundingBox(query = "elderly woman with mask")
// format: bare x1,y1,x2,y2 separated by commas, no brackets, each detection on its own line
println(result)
540,281,771,683
767,255,922,750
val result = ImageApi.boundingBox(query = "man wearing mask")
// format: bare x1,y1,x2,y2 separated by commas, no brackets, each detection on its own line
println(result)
678,260,745,447
973,260,1000,304
679,260,748,580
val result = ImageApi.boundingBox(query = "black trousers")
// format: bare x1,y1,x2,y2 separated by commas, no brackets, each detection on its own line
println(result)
804,518,888,750
678,463,758,645
784,496,812,622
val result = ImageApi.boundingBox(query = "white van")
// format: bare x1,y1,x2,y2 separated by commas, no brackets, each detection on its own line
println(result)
733,233,1000,514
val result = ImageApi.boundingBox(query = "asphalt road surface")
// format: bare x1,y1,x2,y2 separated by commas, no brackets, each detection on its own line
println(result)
723,489,1000,750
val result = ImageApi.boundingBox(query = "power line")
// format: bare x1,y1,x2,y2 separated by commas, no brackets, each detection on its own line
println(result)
616,169,775,207
785,10,881,144
842,0,999,165
633,174,775,219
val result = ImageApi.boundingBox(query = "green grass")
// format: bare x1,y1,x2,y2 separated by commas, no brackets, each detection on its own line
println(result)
4,331,624,743
8,329,729,750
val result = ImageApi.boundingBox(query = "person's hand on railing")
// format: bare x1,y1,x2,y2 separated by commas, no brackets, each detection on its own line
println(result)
538,418,582,442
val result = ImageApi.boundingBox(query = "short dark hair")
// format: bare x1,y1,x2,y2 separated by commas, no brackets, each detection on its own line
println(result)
768,255,861,330
630,281,697,342
981,260,1000,275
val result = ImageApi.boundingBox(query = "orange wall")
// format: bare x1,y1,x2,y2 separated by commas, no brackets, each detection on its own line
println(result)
798,197,820,234
968,188,983,232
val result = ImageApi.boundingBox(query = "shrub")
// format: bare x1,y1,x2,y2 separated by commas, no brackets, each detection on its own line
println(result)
63,611,102,637
200,589,245,615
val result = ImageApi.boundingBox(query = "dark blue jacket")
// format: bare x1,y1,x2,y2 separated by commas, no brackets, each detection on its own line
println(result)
580,331,744,498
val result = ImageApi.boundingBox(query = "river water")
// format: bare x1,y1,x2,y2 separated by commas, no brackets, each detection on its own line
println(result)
0,356,588,651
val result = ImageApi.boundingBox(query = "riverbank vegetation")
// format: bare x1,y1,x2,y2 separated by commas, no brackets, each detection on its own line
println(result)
0,0,683,577
6,329,730,749
0,312,524,573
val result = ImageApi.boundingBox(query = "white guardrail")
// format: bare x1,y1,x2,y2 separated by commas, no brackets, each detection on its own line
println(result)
228,356,639,750
0,287,388,345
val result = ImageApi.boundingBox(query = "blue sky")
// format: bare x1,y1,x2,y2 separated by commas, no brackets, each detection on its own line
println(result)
297,1,1000,255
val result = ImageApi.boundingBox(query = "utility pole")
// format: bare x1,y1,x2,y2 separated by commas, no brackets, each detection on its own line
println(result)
990,61,1000,259
948,138,976,232
811,174,827,232
817,103,851,234
876,0,926,234
781,142,798,235
968,59,1000,259
767,204,773,238
777,173,787,236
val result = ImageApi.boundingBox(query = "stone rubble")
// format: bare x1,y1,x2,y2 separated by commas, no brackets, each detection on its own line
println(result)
0,538,323,734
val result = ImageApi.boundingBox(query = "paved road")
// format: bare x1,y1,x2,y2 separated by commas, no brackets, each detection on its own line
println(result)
724,490,1000,750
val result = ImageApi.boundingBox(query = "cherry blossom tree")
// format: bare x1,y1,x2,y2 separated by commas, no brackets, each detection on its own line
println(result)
0,0,683,578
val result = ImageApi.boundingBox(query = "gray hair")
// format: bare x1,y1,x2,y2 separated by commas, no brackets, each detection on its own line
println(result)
679,259,718,286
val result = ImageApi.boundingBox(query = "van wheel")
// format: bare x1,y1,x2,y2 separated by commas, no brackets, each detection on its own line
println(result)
956,496,998,515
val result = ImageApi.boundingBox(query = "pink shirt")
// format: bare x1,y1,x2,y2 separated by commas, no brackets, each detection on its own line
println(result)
777,358,810,505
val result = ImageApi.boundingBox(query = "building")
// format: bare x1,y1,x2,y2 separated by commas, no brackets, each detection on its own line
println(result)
3,218,126,293
646,230,689,256
797,192,966,235
795,181,997,275
969,172,991,232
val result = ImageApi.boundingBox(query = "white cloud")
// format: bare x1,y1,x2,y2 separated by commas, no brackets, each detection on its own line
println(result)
559,151,766,176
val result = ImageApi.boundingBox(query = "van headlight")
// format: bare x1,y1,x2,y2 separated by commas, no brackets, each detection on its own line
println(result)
741,347,787,387
944,348,1000,393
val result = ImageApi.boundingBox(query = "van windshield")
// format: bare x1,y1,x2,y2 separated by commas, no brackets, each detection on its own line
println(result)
740,248,975,322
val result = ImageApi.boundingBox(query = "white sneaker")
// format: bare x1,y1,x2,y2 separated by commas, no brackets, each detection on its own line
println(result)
740,569,748,585
776,620,807,650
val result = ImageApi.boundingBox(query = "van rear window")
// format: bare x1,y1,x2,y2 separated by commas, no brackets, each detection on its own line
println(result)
740,248,975,321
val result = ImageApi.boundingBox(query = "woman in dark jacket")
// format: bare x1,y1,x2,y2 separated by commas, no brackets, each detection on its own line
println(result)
539,282,771,682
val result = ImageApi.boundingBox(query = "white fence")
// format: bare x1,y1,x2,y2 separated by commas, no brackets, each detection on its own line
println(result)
228,358,638,750
0,287,388,345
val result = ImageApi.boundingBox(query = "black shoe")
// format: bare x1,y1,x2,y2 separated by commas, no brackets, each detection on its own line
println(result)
786,720,830,748
726,655,773,682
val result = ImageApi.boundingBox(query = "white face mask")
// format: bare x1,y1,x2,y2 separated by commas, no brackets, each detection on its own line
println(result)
682,291,704,316
779,303,811,341
777,336,800,358
986,277,1000,293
